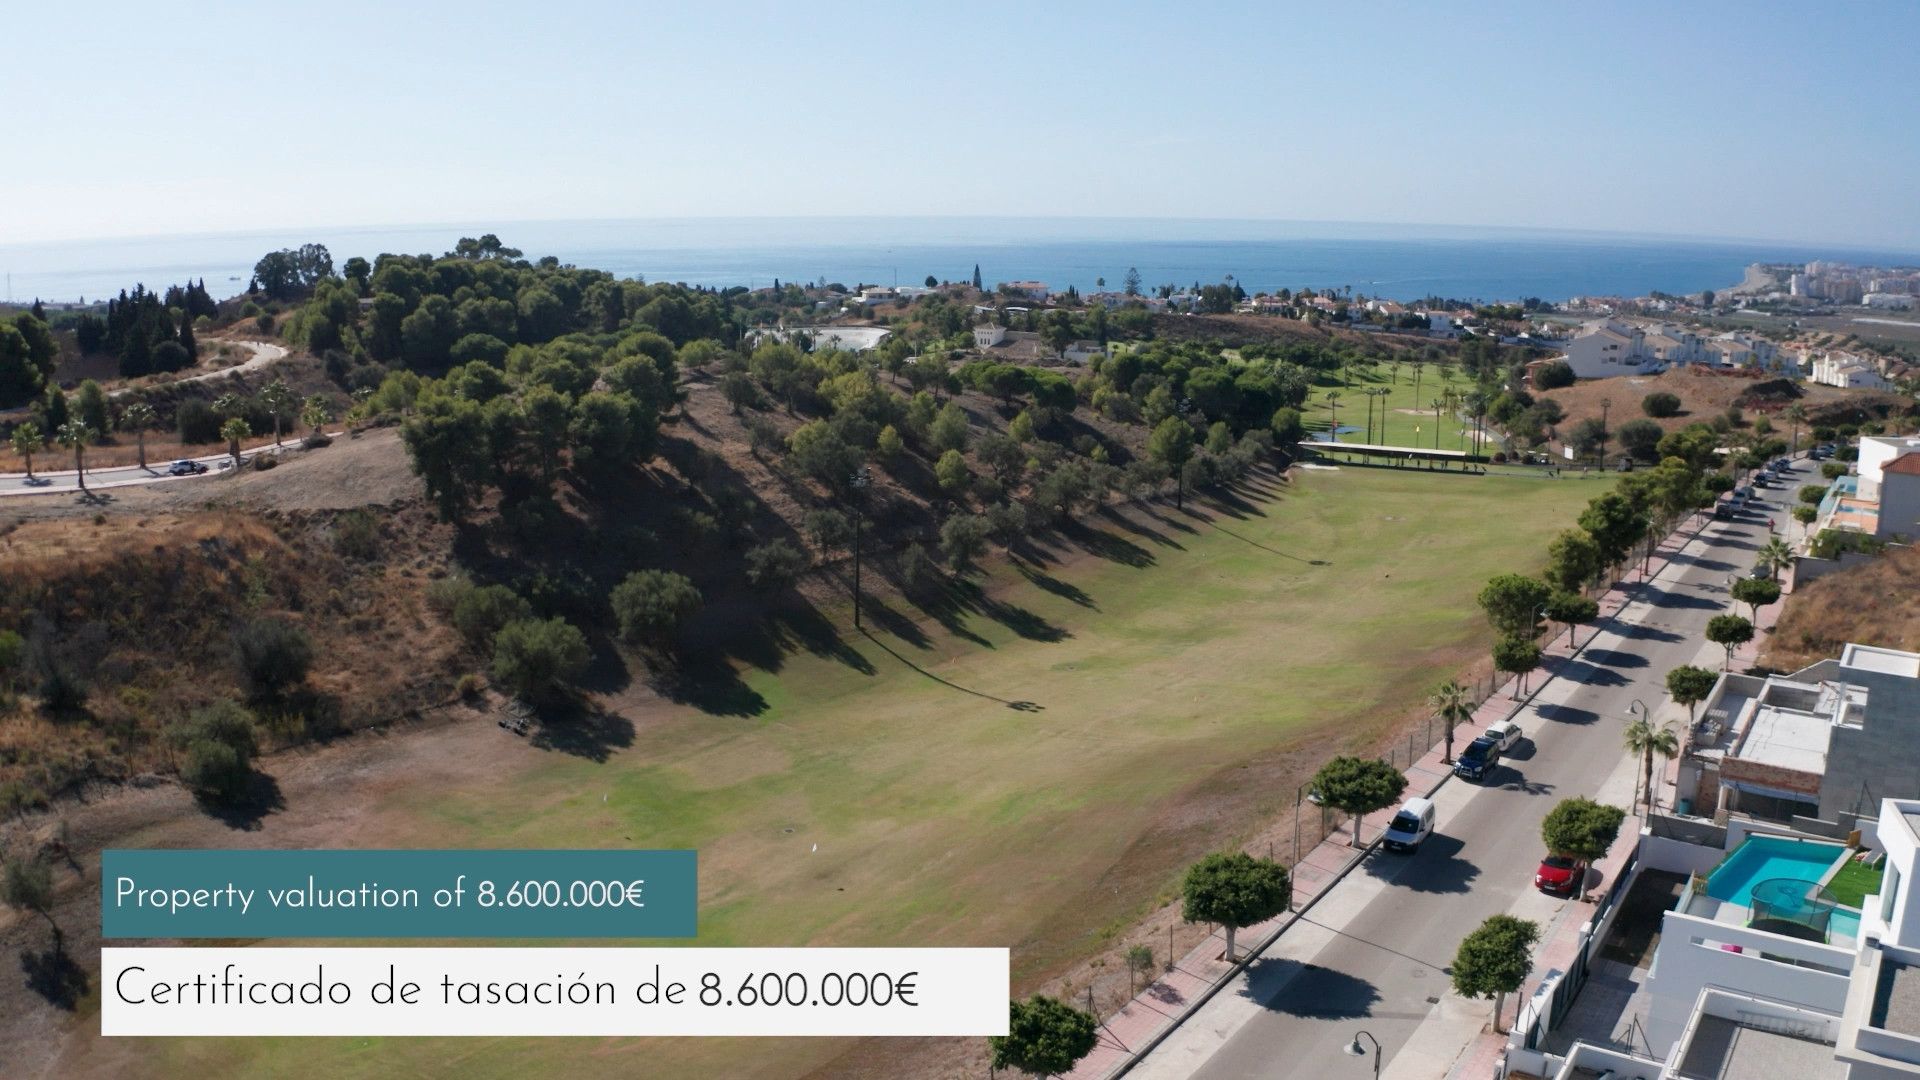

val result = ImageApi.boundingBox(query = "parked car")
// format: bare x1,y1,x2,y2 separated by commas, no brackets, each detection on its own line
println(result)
166,460,209,476
1537,854,1582,895
1713,504,1734,521
1484,719,1524,753
1382,797,1436,853
1454,735,1502,781
1749,564,1772,579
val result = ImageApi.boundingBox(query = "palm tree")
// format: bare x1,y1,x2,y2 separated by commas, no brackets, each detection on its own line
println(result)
220,417,251,472
1429,680,1474,763
119,401,158,471
1624,716,1681,816
1783,403,1805,455
55,420,92,492
1756,536,1794,578
1325,390,1343,443
261,379,296,447
10,422,41,479
1431,398,1446,449
301,395,332,441
1411,361,1426,410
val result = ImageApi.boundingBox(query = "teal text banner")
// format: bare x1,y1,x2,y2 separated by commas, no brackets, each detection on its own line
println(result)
102,849,696,939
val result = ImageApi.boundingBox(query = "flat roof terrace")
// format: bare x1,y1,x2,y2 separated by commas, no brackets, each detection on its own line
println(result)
1674,1015,1845,1079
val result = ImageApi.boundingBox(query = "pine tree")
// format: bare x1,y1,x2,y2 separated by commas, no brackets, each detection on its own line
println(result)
30,299,45,321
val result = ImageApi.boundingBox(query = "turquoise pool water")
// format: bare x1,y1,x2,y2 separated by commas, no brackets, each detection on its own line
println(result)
1833,908,1863,940
1706,835,1849,906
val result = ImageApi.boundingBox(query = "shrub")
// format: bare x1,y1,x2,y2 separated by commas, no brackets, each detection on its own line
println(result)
610,570,702,648
177,399,222,444
172,700,260,803
332,510,380,559
233,617,313,698
1820,461,1848,480
489,618,590,702
451,585,534,651
0,629,21,687
426,577,473,616
744,540,808,591
1531,361,1575,391
940,514,991,569
898,543,940,592
1641,391,1682,418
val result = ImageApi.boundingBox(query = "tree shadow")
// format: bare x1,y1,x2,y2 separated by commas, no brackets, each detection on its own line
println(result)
1616,625,1682,643
1582,649,1650,669
1057,520,1156,568
1500,775,1557,797
528,701,636,763
1557,660,1629,687
1242,957,1384,1019
21,943,87,1010
859,629,1042,712
198,770,285,831
651,654,769,718
1367,833,1481,895
1095,506,1185,550
1015,561,1097,610
1538,703,1599,725
1638,587,1723,611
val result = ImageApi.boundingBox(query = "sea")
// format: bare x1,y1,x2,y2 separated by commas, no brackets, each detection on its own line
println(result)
3,217,1916,308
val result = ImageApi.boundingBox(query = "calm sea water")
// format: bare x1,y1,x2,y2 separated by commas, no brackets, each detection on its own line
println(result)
3,217,1915,307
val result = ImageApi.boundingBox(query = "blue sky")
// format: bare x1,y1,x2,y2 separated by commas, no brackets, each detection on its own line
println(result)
4,1,1916,248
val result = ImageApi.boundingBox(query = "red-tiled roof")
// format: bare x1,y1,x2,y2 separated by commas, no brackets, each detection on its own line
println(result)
1884,452,1920,476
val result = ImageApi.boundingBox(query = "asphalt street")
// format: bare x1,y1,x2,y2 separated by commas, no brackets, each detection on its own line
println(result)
1140,456,1818,1080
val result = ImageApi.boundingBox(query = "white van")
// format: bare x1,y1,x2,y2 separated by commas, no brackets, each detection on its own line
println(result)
1383,797,1436,853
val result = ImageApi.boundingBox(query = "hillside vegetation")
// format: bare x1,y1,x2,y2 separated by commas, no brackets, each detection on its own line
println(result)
1766,544,1920,669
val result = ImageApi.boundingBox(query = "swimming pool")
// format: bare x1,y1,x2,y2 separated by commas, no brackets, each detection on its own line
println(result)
1706,835,1850,906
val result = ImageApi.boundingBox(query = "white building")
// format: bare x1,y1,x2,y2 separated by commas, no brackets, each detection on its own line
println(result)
1865,293,1916,310
999,280,1050,302
972,324,1008,348
1535,796,1920,1079
1812,354,1893,390
1061,340,1106,365
1557,318,1664,378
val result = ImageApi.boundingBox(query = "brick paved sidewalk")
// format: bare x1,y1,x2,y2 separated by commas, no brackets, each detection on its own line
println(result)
1064,520,1704,1079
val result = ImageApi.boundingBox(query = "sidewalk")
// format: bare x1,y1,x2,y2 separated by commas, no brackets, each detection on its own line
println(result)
1067,519,1706,1080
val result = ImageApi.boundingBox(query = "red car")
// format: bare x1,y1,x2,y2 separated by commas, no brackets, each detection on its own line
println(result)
1536,854,1582,896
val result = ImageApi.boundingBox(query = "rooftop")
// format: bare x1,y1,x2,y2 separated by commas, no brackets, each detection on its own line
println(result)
1873,960,1920,1037
1843,644,1920,678
1739,703,1832,773
1674,1015,1845,1079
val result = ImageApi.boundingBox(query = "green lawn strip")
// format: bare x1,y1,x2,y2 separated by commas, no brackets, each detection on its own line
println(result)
137,469,1598,1079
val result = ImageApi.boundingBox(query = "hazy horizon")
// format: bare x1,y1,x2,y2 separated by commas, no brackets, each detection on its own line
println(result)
4,2,1917,249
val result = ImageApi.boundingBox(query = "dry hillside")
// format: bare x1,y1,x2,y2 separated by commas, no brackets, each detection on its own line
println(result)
1765,544,1920,670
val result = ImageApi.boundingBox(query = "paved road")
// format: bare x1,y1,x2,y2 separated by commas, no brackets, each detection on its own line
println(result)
1137,457,1817,1080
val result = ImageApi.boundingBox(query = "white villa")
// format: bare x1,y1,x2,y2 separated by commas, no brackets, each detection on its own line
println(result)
1516,793,1920,1080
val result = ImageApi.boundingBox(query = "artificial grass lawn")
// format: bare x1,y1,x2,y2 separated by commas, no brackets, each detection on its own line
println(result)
1828,858,1885,909
145,467,1603,1080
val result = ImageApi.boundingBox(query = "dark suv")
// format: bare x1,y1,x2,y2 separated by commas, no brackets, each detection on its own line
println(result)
1454,735,1501,781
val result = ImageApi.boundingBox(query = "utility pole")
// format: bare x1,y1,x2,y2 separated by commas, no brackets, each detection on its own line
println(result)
1599,397,1612,468
849,466,871,630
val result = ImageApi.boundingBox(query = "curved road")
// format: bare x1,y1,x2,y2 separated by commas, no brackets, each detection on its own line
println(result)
1131,457,1816,1080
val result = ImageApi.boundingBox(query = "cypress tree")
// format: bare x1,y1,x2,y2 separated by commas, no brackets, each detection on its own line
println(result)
179,311,198,359
30,299,45,321
972,263,982,290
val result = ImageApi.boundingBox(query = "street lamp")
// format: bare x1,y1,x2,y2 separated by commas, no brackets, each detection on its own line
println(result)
849,466,871,630
1345,1029,1382,1078
1598,397,1612,469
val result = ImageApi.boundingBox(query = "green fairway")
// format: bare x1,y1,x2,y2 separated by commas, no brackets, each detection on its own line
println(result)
1307,361,1481,451
135,467,1604,1080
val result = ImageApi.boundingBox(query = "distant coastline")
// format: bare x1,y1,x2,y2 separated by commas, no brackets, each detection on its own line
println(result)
3,217,1916,308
